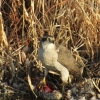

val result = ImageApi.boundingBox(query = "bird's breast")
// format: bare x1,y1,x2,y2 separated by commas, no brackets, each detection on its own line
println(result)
38,47,58,68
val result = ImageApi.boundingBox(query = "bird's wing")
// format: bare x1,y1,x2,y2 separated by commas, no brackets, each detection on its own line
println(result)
57,45,83,77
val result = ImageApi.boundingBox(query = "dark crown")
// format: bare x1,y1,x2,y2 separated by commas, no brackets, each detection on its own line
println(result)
42,36,55,43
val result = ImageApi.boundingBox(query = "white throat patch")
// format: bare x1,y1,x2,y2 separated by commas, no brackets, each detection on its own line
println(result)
47,43,55,49
42,42,55,49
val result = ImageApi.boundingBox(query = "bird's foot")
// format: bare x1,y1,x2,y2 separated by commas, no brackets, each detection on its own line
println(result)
42,77,47,85
60,83,66,94
38,77,47,89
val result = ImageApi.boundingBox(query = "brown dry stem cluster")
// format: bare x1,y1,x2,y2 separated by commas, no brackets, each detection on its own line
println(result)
0,0,100,99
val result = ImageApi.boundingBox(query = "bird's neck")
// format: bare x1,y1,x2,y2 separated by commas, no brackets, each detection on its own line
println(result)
42,42,56,50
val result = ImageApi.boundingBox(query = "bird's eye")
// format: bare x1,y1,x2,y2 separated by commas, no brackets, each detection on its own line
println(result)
48,37,54,43
47,37,51,41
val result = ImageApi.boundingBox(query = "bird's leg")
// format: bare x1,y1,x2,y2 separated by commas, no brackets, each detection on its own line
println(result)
42,68,48,85
62,83,66,93
38,68,48,88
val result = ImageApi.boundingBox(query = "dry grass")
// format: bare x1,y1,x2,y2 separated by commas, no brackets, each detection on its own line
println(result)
0,0,100,99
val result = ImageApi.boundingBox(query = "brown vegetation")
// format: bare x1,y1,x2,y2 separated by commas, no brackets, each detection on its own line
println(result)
0,0,100,99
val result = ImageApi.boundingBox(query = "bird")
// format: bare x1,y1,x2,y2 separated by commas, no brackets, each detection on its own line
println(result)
38,35,84,91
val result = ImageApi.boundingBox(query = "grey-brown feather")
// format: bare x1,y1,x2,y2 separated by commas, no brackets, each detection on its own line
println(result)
58,45,84,77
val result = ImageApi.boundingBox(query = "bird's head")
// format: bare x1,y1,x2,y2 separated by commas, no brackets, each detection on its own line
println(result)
41,35,55,43
40,35,55,49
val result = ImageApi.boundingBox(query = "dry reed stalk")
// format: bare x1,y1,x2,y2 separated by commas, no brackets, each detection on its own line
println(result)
0,0,100,99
